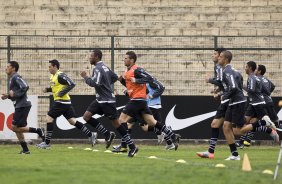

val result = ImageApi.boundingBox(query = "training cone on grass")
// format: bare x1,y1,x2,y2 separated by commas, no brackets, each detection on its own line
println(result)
242,153,252,171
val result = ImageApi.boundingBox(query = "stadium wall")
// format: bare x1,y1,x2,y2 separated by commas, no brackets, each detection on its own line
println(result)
0,0,282,36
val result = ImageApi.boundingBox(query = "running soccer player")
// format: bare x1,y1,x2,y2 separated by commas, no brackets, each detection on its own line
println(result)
36,59,96,149
80,49,137,155
1,61,44,154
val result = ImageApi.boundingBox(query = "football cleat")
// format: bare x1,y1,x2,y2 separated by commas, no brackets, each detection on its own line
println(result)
19,150,31,154
225,155,240,161
36,142,51,149
112,145,128,153
270,129,280,143
243,141,251,147
128,147,138,157
105,131,116,149
196,151,214,159
235,141,244,149
165,143,176,150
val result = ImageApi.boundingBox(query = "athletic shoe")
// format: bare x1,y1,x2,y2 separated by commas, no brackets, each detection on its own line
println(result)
128,147,138,157
270,129,280,143
89,132,97,147
112,144,121,150
38,128,45,142
196,151,214,159
165,143,176,150
243,141,251,147
157,133,165,145
225,155,240,161
263,115,276,130
235,141,244,149
112,145,128,153
36,142,51,149
105,131,116,149
171,134,181,151
19,150,31,154
175,134,181,143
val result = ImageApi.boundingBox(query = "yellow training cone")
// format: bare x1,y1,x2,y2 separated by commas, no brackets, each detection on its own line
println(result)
262,169,273,175
215,164,226,168
242,153,252,171
148,156,157,159
176,159,186,163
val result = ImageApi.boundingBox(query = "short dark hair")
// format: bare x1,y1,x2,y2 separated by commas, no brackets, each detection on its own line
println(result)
92,49,102,60
247,61,257,72
258,64,266,75
49,59,60,69
214,47,226,55
126,51,137,62
8,61,19,72
222,50,232,63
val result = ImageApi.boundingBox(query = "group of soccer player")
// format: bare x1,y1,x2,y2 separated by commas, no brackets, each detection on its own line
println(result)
197,48,281,160
1,49,180,157
2,48,281,159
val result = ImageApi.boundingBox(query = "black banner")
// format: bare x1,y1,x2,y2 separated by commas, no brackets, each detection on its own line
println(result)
52,95,282,140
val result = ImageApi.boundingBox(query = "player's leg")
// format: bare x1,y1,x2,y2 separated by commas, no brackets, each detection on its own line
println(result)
12,106,45,141
36,102,66,149
12,106,33,154
84,101,112,141
118,109,138,157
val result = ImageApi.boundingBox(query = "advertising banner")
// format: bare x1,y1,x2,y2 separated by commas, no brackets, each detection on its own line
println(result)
0,95,38,140
52,95,282,140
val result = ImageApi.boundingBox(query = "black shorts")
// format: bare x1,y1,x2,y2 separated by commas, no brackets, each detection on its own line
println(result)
122,100,152,119
48,102,76,120
225,102,246,128
265,102,278,121
214,101,229,119
86,100,119,120
245,104,267,119
129,107,162,126
13,106,31,127
150,108,162,122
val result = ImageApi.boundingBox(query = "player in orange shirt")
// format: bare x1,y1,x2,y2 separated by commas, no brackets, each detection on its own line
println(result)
118,51,180,155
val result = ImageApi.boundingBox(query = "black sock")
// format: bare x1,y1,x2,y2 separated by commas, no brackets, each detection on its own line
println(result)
229,143,239,156
208,128,219,153
74,121,92,137
164,135,173,145
45,123,53,145
28,127,38,133
20,141,29,152
121,123,128,148
239,135,246,144
155,122,175,139
245,132,254,143
117,123,135,149
87,118,109,138
148,126,161,135
255,126,272,134
252,120,266,131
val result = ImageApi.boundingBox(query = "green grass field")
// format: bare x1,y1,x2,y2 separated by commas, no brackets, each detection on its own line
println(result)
0,143,281,184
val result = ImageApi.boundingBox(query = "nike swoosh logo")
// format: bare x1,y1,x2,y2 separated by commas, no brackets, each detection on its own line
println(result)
165,105,216,131
56,105,125,130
